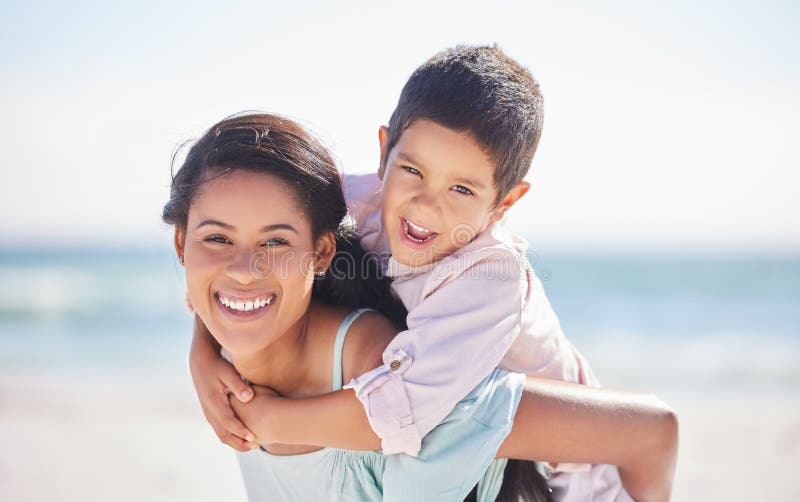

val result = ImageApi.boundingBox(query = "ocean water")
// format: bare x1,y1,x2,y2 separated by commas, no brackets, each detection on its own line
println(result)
1,246,798,397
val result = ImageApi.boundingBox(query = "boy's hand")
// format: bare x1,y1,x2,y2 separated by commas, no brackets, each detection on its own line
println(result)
189,343,258,452
229,384,282,445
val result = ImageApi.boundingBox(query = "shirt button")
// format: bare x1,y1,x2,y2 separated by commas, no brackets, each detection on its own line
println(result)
389,360,401,371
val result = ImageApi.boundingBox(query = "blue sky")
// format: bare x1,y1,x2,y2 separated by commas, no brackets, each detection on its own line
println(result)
1,0,797,251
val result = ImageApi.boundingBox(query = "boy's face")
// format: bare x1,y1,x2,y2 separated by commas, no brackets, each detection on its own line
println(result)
379,119,516,268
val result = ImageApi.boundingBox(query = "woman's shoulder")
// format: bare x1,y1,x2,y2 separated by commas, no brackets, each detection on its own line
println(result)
340,309,397,383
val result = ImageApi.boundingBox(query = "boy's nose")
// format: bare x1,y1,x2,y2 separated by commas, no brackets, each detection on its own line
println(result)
410,187,442,215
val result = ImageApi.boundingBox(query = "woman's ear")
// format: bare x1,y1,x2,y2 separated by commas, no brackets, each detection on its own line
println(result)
314,232,337,272
377,126,389,180
174,226,187,265
489,181,531,224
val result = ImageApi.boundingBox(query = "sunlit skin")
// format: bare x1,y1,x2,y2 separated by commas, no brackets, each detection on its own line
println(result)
378,119,530,268
174,169,336,394
181,153,678,502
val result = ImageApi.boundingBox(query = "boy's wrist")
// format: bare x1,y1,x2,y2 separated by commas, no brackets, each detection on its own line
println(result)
231,386,284,444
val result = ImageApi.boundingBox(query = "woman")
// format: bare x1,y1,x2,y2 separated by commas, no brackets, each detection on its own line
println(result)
163,113,677,501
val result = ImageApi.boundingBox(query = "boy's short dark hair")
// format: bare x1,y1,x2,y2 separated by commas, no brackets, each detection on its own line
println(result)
384,45,544,204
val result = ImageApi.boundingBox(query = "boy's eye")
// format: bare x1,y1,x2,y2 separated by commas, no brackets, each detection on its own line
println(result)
451,185,474,196
204,235,232,245
401,166,422,176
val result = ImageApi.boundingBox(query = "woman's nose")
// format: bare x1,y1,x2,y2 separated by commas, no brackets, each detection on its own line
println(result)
226,248,259,285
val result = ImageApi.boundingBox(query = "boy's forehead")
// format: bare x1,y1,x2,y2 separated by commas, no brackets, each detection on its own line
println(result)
393,119,498,189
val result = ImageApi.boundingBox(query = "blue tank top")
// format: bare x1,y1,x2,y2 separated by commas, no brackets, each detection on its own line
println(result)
235,309,521,501
236,309,386,501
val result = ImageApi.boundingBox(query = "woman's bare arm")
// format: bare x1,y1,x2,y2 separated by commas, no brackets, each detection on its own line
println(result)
188,316,257,451
497,377,678,502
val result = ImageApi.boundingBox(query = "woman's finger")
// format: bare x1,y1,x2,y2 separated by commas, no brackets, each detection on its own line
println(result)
221,430,254,453
208,418,254,453
217,400,257,443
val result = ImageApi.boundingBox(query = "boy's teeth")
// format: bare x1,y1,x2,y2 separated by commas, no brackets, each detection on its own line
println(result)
404,219,436,242
407,220,431,234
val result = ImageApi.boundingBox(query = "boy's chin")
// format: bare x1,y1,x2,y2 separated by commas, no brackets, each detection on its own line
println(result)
392,248,442,268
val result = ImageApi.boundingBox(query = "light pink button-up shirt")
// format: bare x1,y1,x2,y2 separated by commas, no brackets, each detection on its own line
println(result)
343,173,632,502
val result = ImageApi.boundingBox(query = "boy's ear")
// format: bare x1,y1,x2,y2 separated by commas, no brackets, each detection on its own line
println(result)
489,181,531,224
174,226,187,265
377,126,389,180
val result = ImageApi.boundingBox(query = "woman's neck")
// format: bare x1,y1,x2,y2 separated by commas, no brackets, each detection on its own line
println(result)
228,305,317,396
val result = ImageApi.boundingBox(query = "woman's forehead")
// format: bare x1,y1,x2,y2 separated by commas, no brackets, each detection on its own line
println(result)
189,169,310,232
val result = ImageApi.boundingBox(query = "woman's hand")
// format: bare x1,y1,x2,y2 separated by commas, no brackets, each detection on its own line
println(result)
189,315,258,452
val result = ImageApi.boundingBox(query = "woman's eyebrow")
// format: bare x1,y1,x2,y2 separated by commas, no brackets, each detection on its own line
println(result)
195,219,298,234
196,219,233,230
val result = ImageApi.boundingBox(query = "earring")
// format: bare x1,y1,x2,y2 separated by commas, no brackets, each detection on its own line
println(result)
179,255,185,265
315,269,326,278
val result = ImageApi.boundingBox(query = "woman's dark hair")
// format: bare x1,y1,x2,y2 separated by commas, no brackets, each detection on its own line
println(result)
162,112,406,327
464,460,554,502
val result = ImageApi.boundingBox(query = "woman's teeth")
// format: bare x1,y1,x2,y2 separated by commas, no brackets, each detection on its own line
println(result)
404,219,436,242
218,294,275,312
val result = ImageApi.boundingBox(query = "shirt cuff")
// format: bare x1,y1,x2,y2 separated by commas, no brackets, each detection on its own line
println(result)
546,461,593,474
344,349,422,456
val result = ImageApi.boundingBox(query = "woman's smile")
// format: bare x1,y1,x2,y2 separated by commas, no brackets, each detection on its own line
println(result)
215,291,278,322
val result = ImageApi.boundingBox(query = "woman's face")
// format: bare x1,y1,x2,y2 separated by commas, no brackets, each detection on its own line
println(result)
176,169,324,357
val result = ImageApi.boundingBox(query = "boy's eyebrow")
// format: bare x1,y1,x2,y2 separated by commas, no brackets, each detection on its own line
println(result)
397,152,423,167
454,176,487,190
196,219,298,234
397,152,488,190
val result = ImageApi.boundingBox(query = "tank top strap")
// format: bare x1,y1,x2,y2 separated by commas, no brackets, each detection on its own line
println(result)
332,308,374,391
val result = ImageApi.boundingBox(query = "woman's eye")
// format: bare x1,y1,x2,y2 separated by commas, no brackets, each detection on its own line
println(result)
204,236,231,245
451,185,474,196
401,166,421,176
262,238,288,247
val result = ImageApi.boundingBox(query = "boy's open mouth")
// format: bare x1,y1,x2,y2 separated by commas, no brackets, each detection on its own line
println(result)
402,217,439,243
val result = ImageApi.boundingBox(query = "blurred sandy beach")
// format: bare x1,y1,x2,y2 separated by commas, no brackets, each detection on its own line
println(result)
1,369,798,501
0,370,247,502
1,249,798,500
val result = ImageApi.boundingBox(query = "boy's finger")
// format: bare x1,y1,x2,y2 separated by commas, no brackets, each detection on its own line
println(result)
221,374,254,402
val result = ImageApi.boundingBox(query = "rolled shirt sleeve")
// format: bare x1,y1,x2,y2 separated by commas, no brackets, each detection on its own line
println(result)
345,248,527,456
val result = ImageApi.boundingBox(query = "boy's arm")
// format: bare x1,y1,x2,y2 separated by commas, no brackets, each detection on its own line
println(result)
345,252,529,456
230,387,381,450
192,253,531,456
498,377,679,502
188,315,258,452
229,310,392,451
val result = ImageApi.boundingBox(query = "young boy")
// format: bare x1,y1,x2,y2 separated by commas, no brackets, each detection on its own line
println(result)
191,45,632,501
